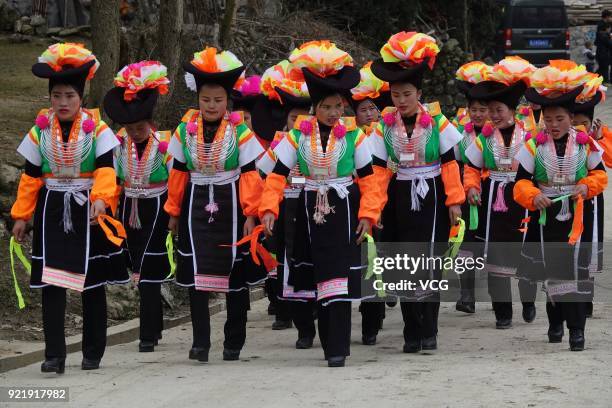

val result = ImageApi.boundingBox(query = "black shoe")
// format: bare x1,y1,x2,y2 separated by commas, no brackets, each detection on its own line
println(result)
139,340,155,352
41,358,65,374
296,337,314,349
569,329,585,351
548,324,564,343
223,348,240,361
267,303,277,316
327,356,345,367
272,319,293,330
362,334,377,346
496,319,512,329
386,299,397,308
403,339,422,353
81,358,100,370
422,336,437,351
456,300,476,314
188,347,209,362
522,304,536,323
586,302,593,318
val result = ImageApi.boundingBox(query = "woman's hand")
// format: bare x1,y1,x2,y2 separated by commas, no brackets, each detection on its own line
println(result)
572,184,588,200
355,218,372,244
261,211,275,236
90,199,106,225
467,187,481,206
12,220,27,243
533,194,552,210
448,204,462,225
168,216,179,235
243,215,256,237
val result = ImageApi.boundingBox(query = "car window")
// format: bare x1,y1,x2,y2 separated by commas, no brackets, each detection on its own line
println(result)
511,7,566,28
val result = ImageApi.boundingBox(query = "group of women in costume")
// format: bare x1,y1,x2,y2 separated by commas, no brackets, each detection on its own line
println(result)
10,31,609,372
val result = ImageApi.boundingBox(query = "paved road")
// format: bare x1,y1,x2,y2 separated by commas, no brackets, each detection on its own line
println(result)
1,99,611,408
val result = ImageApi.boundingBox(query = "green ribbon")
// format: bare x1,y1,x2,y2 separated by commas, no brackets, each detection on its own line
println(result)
165,232,177,279
9,237,31,310
443,218,466,278
538,194,572,226
469,204,479,231
363,233,386,298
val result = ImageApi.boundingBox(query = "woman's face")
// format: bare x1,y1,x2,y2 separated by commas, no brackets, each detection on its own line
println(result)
390,82,421,117
315,94,344,127
572,113,592,131
287,107,309,130
543,106,573,139
487,101,514,129
50,84,81,122
468,100,488,128
355,99,379,127
124,120,151,143
198,84,228,122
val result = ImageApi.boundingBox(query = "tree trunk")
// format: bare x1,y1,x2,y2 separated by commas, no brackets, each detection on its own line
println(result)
89,0,121,111
154,0,184,128
220,0,237,48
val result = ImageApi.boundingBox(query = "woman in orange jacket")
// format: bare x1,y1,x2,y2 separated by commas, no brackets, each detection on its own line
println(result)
11,43,126,373
514,61,608,351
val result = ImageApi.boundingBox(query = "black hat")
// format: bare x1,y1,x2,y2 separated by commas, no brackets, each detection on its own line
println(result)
231,90,259,112
370,59,428,89
183,62,245,95
103,87,159,125
276,87,311,110
469,80,527,109
524,86,584,110
302,66,360,107
251,94,287,141
33,59,96,97
571,91,603,120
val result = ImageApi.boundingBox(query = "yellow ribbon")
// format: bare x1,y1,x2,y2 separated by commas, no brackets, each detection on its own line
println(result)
443,218,466,277
9,237,31,310
364,233,386,298
165,232,176,279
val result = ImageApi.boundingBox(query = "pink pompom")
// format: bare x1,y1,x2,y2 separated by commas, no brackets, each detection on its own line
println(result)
35,114,49,129
520,107,530,116
576,131,589,145
299,120,313,135
383,113,396,126
82,119,95,133
158,141,168,154
535,131,548,145
419,113,433,128
482,123,494,137
333,124,347,139
186,121,198,135
524,132,532,141
270,140,280,149
464,121,474,134
229,111,242,125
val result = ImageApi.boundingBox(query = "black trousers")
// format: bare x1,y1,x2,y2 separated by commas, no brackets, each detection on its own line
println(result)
42,285,107,360
317,301,351,359
458,268,475,300
488,275,537,320
400,298,440,341
597,54,610,83
360,302,385,337
546,301,587,330
138,283,164,342
266,278,291,321
189,287,250,351
291,300,316,339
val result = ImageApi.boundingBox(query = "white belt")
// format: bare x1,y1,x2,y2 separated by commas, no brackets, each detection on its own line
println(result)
489,170,516,183
124,185,168,199
45,178,93,234
396,163,441,211
190,169,240,186
190,169,240,223
304,176,353,225
284,188,302,199
539,184,575,223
